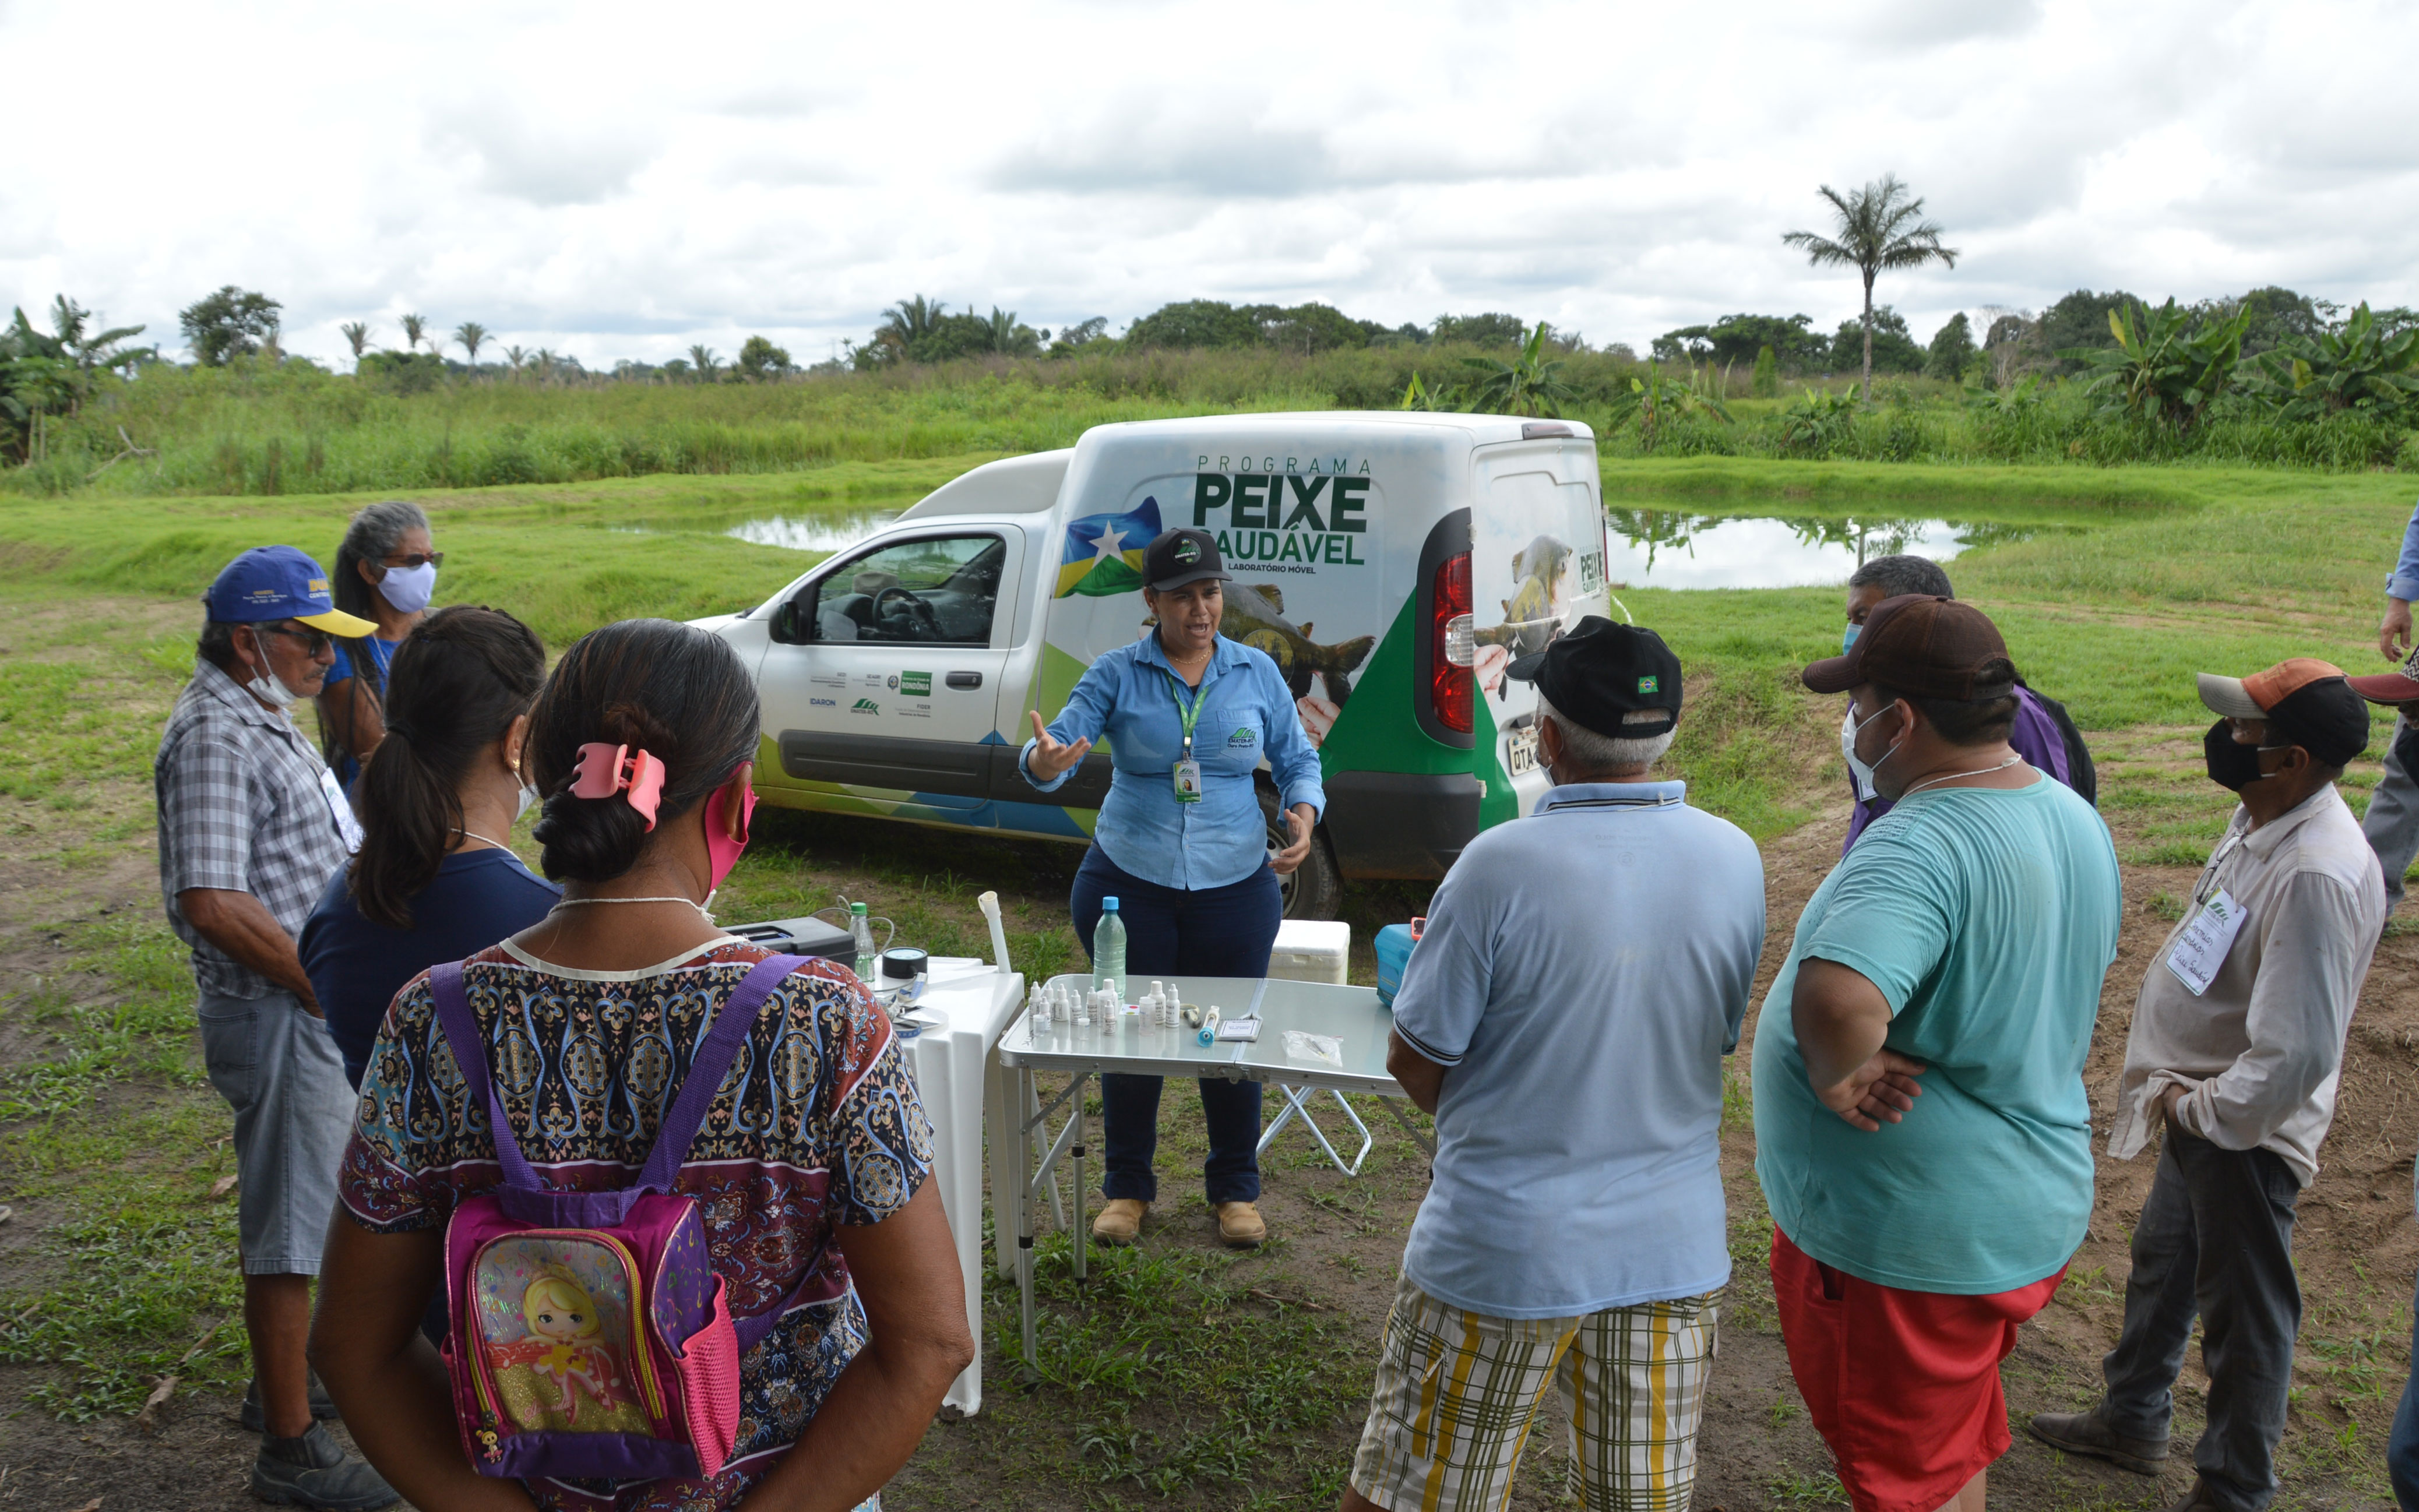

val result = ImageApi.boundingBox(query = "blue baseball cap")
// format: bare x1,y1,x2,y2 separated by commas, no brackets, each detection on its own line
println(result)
203,545,379,634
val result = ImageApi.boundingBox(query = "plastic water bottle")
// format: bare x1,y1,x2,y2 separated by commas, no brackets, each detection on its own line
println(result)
850,902,876,982
1092,898,1127,1006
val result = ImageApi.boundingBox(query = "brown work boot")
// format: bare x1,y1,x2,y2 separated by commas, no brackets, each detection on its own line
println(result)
1216,1201,1267,1248
2163,1482,2223,1512
2025,1404,2168,1476
1092,1198,1147,1246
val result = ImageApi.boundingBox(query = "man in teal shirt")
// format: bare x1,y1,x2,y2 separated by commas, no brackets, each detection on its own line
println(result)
1753,594,2122,1512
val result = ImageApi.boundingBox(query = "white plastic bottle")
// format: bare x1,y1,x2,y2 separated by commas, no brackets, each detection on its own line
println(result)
1030,985,1054,1031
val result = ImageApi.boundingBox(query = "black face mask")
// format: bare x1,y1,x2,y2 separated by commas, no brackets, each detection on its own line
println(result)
2203,718,2269,791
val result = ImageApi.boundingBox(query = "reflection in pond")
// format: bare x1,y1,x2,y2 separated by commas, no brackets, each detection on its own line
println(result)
1603,510,2072,591
723,512,900,552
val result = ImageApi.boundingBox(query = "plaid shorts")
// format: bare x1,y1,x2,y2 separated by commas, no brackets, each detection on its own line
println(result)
1350,1272,1724,1512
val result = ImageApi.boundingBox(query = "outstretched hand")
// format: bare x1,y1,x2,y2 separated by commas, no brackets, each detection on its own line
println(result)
1027,710,1093,781
1814,1049,1928,1133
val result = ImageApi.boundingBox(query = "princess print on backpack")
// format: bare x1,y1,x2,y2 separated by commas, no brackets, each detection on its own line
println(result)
482,1256,651,1434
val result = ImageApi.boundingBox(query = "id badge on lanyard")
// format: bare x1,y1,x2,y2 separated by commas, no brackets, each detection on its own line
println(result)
1167,671,1206,803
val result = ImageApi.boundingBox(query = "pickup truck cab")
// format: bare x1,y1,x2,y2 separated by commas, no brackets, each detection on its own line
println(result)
700,411,1614,918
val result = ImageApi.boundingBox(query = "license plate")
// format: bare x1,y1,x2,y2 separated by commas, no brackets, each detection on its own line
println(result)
1506,725,1539,776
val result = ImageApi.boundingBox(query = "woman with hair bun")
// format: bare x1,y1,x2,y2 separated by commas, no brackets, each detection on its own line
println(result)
309,617,971,1512
301,604,558,1089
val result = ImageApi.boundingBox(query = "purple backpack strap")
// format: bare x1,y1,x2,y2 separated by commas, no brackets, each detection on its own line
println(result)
633,953,806,1192
429,960,543,1191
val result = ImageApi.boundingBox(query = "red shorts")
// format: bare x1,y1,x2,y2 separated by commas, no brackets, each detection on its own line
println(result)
1770,1228,2066,1512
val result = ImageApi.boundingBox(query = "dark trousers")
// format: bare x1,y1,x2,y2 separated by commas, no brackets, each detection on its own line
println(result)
1069,846,1281,1206
2102,1130,2302,1512
2390,1263,2419,1510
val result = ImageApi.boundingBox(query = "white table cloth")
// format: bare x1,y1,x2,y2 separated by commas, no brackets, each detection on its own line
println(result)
893,957,1026,1417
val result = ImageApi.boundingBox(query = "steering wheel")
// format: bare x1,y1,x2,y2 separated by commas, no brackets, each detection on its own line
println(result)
873,586,939,633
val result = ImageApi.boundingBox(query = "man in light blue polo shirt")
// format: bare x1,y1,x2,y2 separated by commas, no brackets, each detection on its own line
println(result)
1343,617,1765,1512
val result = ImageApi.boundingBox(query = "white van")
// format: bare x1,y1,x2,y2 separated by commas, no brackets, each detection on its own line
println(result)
699,413,1613,918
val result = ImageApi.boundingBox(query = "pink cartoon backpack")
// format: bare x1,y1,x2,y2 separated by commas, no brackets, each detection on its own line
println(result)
427,953,811,1483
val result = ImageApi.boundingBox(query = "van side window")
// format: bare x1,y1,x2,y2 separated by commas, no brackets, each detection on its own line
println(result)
812,534,1004,645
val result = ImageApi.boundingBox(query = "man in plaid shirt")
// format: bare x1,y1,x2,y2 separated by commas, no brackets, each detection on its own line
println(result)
156,545,395,1511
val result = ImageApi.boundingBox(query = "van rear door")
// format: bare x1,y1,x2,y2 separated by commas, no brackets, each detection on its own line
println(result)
1468,439,1611,819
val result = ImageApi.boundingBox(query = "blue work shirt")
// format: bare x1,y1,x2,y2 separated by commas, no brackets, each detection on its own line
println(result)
325,635,400,788
2391,497,2419,601
1392,780,1766,1318
1020,633,1325,891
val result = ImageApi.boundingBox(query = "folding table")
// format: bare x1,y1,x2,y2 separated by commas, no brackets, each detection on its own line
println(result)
994,974,1434,1363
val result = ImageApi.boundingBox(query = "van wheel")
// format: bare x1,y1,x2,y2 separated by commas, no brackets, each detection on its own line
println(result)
1262,790,1341,921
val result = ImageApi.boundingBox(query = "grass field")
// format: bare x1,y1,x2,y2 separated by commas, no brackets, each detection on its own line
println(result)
2,451,2417,1508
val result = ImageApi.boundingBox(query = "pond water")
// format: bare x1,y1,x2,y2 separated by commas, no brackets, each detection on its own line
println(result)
721,512,901,552
1603,509,2078,591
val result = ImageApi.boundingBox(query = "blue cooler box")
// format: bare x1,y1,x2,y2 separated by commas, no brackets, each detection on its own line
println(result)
1376,922,1422,1006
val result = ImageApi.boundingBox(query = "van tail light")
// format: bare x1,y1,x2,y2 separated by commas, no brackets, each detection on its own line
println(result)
1430,552,1473,735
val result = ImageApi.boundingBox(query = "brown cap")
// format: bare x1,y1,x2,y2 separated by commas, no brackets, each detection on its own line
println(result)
1802,594,2015,699
2348,645,2419,706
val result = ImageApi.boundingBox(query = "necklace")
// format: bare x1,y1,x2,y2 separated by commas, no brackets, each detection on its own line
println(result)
1899,755,2024,799
453,829,510,850
552,896,710,915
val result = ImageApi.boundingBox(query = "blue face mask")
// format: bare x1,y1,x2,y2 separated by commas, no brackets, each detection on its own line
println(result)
1842,622,1860,655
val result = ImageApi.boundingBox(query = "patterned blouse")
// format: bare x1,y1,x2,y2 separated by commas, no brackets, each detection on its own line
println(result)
338,936,933,1512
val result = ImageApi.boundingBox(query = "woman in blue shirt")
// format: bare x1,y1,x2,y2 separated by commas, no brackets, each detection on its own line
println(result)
1021,527,1325,1249
301,605,559,1088
316,500,442,787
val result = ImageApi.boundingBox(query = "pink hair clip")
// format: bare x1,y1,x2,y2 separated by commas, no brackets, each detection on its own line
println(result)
569,742,666,830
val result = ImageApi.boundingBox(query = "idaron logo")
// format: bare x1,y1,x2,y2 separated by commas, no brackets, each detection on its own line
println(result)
851,699,879,715
1174,537,1201,565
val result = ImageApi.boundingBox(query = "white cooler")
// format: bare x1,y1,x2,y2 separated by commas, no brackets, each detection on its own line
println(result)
1268,918,1351,984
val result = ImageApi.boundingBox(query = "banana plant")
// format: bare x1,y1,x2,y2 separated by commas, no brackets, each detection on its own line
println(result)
1460,322,1576,417
1398,370,1462,412
1777,384,1861,456
2062,298,2250,430
1607,360,1732,452
2245,303,2419,422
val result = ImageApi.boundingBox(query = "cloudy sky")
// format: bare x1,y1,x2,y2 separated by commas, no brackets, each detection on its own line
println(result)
6,0,2415,369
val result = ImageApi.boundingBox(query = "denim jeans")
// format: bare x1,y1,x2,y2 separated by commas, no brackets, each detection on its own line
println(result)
2391,1246,2419,1510
1070,845,1283,1206
2103,1131,2302,1512
2364,711,2419,912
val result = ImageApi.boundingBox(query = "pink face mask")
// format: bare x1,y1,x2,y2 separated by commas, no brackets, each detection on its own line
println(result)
704,774,757,893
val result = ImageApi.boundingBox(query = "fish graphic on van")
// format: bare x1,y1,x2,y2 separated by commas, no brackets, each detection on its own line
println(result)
1471,534,1575,700
1146,582,1375,707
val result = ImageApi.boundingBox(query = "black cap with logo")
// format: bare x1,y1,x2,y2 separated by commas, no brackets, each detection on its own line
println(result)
1143,527,1231,591
1506,616,1684,738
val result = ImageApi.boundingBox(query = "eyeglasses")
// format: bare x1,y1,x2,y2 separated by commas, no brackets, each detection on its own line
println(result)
381,551,445,570
257,624,333,656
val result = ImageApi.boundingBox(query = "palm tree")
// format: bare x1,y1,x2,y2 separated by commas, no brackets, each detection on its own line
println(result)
502,344,527,373
454,322,487,364
340,322,371,362
688,344,720,379
399,312,427,353
1782,174,1958,401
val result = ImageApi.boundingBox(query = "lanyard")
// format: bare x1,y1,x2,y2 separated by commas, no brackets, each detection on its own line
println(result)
2195,827,2249,907
1164,671,1207,759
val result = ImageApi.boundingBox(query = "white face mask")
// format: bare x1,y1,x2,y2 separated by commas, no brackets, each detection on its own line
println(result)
1841,700,1903,802
376,561,438,614
515,780,539,821
244,628,303,710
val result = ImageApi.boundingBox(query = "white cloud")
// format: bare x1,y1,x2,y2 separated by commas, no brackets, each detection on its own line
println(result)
5,0,2417,369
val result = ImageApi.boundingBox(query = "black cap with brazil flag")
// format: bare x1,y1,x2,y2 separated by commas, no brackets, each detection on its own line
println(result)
1506,615,1684,738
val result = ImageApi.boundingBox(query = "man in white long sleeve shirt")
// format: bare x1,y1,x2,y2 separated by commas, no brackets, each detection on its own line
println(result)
2030,658,2385,1512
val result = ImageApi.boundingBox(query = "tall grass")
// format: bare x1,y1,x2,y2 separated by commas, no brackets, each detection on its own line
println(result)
6,346,2413,498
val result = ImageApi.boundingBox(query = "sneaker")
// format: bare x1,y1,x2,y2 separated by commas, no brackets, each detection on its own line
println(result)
2025,1404,2168,1476
1215,1201,1267,1248
251,1422,397,1510
238,1374,341,1434
1092,1198,1149,1246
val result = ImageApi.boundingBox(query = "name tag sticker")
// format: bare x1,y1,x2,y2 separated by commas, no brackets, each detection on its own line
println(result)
2164,887,2247,996
320,768,364,854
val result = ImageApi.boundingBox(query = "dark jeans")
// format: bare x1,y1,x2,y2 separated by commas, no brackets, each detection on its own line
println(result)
2103,1130,2302,1512
2390,1261,2419,1510
1070,846,1282,1206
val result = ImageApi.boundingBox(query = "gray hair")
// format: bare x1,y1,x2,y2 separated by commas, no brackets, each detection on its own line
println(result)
1847,553,1953,600
1538,696,1675,774
332,500,430,622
